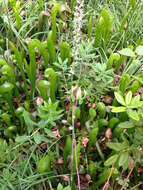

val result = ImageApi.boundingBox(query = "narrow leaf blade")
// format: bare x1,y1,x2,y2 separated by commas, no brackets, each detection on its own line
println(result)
125,91,132,105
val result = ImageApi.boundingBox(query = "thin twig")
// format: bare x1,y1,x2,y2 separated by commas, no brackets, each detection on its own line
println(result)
120,147,143,190
74,138,81,190
102,165,114,190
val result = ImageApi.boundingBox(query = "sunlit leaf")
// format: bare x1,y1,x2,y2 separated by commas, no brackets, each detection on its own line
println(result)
127,109,140,121
114,92,126,106
125,91,132,105
131,95,140,105
135,45,143,56
57,183,63,190
128,101,143,108
118,121,134,128
15,136,30,143
110,106,126,113
106,142,128,151
118,48,135,57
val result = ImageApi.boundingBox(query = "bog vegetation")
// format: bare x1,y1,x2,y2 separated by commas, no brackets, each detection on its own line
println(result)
0,0,143,189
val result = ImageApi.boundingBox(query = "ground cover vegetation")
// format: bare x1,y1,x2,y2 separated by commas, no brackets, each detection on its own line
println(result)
0,0,143,189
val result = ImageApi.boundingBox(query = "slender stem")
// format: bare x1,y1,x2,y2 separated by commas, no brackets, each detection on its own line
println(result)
102,165,114,190
71,102,81,190
120,147,143,190
71,102,75,188
128,182,143,190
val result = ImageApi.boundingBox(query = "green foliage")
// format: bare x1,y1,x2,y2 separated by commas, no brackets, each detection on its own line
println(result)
63,136,72,166
51,3,62,43
119,74,130,93
95,9,113,48
37,155,51,173
37,99,63,128
47,31,56,64
57,183,71,190
10,42,29,98
96,102,106,119
28,39,49,97
59,42,71,66
38,80,50,101
0,0,143,189
107,53,120,70
88,16,92,39
110,91,143,121
44,68,57,102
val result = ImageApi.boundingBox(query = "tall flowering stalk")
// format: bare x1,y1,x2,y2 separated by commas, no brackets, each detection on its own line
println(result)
70,1,84,190
72,0,84,59
69,0,84,76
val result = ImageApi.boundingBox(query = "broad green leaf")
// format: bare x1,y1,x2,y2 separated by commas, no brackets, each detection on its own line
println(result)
119,152,129,167
127,110,140,121
104,154,118,166
38,120,49,129
113,168,119,175
44,128,57,138
33,132,42,144
128,101,143,108
110,106,126,113
89,107,96,120
64,186,71,190
118,48,135,57
118,121,134,129
57,183,63,190
123,157,129,170
0,82,14,93
134,76,143,84
135,45,143,56
15,136,30,143
106,142,128,151
114,92,126,106
125,91,132,105
131,95,140,105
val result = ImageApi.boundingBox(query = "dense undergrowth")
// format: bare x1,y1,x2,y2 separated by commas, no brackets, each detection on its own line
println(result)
0,0,143,189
